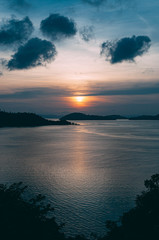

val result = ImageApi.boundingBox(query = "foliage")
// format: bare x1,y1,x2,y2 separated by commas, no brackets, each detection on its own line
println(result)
0,182,66,240
0,110,72,127
99,174,159,240
1,174,159,240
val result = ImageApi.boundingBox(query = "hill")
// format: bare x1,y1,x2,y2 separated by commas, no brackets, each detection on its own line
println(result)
60,113,127,120
129,114,159,120
0,111,74,127
61,112,159,121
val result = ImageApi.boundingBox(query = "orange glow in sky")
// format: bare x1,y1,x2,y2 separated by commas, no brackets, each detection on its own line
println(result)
75,96,85,103
66,96,109,110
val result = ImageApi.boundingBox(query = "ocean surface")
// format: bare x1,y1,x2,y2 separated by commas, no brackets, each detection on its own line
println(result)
0,120,159,237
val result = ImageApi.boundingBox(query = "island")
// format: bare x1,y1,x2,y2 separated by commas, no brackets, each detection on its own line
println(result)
60,112,159,121
60,112,127,120
0,111,74,127
129,114,159,120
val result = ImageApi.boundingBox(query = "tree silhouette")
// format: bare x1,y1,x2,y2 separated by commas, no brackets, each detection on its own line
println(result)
0,110,73,127
99,174,159,240
0,182,67,240
1,175,159,240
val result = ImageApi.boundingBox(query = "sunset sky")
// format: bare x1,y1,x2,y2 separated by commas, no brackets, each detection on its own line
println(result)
0,0,159,116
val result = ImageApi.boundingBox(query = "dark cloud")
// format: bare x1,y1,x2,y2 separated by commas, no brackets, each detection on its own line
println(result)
0,87,73,100
7,0,31,13
7,38,57,70
80,26,94,42
1,82,158,104
101,35,151,64
40,14,77,41
82,0,105,6
0,17,34,47
84,81,159,96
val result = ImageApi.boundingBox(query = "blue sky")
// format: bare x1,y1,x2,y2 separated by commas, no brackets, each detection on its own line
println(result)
0,0,159,116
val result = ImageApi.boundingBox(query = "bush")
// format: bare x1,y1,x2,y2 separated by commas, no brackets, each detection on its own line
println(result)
0,182,66,240
1,174,159,240
100,174,159,240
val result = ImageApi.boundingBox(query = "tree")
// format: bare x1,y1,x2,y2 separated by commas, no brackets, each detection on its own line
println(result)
99,174,159,240
2,174,159,240
0,182,66,240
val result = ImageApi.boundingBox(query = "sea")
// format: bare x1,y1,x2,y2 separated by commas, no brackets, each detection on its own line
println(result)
0,120,159,238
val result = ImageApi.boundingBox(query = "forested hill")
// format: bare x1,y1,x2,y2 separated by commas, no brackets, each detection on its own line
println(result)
60,112,159,120
0,111,73,127
60,113,127,120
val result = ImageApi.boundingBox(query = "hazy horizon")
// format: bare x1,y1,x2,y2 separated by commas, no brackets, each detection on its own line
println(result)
40,111,159,119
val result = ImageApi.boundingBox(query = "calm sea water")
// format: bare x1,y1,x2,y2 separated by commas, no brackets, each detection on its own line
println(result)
0,120,159,237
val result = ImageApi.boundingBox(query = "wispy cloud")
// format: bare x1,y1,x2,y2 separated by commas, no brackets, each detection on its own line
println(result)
81,0,133,9
7,0,31,13
0,87,73,100
2,81,158,100
83,81,159,96
82,0,105,7
79,26,94,42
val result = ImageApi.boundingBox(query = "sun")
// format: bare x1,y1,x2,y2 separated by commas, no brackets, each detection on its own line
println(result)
75,96,84,102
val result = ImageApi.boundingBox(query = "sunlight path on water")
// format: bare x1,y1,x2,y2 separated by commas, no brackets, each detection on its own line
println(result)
0,120,159,237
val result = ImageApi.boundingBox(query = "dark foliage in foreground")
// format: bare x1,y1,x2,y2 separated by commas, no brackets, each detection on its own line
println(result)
99,174,159,240
0,182,86,240
0,110,74,127
1,174,159,240
0,182,65,240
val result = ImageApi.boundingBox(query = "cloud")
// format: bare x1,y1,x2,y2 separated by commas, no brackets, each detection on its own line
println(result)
84,81,159,96
7,0,31,13
82,0,105,6
82,0,132,9
0,17,34,47
101,35,151,64
40,14,77,41
7,38,57,70
0,87,73,100
79,26,94,42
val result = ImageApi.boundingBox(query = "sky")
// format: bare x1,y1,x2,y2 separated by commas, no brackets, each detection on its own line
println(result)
0,0,159,116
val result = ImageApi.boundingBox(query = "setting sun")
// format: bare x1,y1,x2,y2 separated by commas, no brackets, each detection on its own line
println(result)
75,96,84,102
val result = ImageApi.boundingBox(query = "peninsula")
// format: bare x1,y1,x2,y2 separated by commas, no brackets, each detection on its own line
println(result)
0,111,74,127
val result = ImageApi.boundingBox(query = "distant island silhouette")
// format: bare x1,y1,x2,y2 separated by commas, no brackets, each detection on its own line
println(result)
60,112,159,121
129,114,159,120
0,111,74,128
60,113,127,120
1,111,158,128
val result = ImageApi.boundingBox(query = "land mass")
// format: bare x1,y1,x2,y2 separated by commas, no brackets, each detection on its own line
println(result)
129,114,159,120
0,111,74,127
60,113,128,120
61,112,159,120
